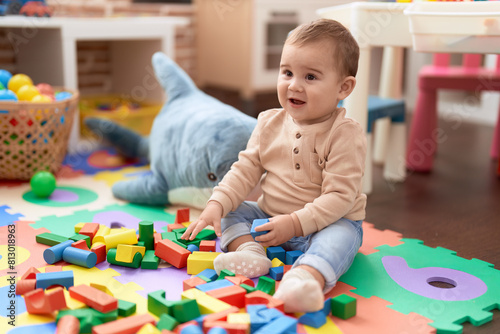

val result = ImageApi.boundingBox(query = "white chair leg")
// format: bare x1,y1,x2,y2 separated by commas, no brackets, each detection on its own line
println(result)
362,133,373,195
384,123,406,182
373,118,391,164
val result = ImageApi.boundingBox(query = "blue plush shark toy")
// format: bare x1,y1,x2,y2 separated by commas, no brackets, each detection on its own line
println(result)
85,52,257,208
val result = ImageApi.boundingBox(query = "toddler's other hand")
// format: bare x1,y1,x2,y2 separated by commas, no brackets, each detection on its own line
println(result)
254,214,296,247
181,201,223,240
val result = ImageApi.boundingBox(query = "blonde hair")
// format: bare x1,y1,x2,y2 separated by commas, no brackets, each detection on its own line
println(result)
286,19,359,78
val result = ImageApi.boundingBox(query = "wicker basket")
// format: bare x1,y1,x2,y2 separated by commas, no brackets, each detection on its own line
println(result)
0,89,79,180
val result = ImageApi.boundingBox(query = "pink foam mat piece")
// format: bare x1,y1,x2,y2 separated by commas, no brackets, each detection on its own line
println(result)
360,222,403,255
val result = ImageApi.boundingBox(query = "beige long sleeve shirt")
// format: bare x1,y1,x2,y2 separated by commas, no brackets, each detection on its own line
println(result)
210,107,367,236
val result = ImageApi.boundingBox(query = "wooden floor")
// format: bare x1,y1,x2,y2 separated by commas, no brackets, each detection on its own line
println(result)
205,87,500,333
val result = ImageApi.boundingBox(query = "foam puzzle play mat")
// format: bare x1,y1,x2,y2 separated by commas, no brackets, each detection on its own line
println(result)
1,147,499,334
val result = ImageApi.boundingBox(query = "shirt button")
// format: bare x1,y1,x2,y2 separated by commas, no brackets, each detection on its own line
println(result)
293,147,299,154
295,163,300,170
296,132,301,139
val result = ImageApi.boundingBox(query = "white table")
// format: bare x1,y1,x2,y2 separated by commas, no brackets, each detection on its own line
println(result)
0,16,189,151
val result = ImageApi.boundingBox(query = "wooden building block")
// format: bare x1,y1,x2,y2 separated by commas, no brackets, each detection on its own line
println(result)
256,276,276,295
16,278,36,295
196,268,218,281
196,279,234,293
43,240,74,264
57,308,117,333
107,249,142,269
69,284,118,313
79,223,100,242
167,223,185,232
69,234,91,248
174,208,190,224
56,315,80,334
225,274,254,287
181,288,232,314
285,250,304,265
250,219,269,239
71,239,91,251
91,313,156,334
154,233,162,248
36,270,74,290
74,222,85,233
103,229,138,251
142,250,160,270
186,251,221,275
206,285,247,308
155,239,191,268
63,247,97,268
137,323,161,334
139,220,155,250
269,267,284,281
183,276,207,291
199,240,216,252
271,258,284,268
20,267,40,280
90,283,114,297
156,313,179,331
25,287,67,314
227,312,251,324
245,290,284,312
36,232,69,246
116,244,146,263
91,243,107,264
266,246,286,262
216,269,235,281
93,225,111,244
331,294,356,319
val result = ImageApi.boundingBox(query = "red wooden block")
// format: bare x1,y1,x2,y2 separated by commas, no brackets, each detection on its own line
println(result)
25,287,67,314
16,279,36,295
91,243,107,264
21,267,40,280
57,315,79,334
204,321,249,334
199,240,216,252
245,290,284,312
183,276,207,291
69,284,118,313
175,321,200,332
283,265,292,275
167,223,186,232
154,239,190,268
154,233,162,248
174,208,190,224
203,306,240,324
206,285,247,309
45,266,63,273
79,223,100,242
225,274,254,287
160,331,175,334
92,313,155,334
72,239,90,251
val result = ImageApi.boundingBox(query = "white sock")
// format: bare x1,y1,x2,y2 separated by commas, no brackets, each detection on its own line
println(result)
214,241,272,278
274,268,324,313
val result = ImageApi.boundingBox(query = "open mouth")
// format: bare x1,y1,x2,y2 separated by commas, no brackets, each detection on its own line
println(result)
290,98,305,105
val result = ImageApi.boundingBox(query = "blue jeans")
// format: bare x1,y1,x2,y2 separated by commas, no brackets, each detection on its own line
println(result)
220,201,363,292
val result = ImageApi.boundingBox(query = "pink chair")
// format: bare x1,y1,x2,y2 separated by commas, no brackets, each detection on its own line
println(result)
407,53,500,172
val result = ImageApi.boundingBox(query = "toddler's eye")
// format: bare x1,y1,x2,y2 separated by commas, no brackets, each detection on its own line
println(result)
284,70,293,77
306,74,316,80
207,173,217,181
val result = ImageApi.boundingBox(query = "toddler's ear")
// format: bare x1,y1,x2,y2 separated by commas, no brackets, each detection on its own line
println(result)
339,76,356,100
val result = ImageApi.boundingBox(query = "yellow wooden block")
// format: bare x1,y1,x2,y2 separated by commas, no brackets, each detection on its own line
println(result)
116,244,146,263
109,227,130,234
90,282,114,296
304,316,342,334
74,222,85,233
227,313,251,324
103,229,138,251
137,323,161,334
187,251,221,275
93,225,111,244
181,288,232,314
181,222,191,227
63,289,86,310
271,258,284,267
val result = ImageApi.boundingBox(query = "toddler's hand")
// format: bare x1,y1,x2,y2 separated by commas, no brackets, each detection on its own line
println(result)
254,214,296,247
181,201,223,240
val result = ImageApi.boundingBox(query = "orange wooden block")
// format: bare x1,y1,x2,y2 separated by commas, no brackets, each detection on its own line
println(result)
225,274,254,287
25,287,67,314
199,240,216,252
175,321,200,332
45,266,63,273
92,313,156,334
204,321,249,334
72,239,90,251
245,290,284,312
167,223,185,232
155,239,190,268
69,284,118,313
154,233,162,248
203,306,240,324
57,315,80,334
16,279,36,295
21,267,40,280
183,276,207,291
79,223,100,242
174,208,190,224
91,243,107,264
283,265,292,275
206,285,247,309
160,331,175,334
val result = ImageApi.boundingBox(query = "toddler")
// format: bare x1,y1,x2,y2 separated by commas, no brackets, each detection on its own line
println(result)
182,18,366,313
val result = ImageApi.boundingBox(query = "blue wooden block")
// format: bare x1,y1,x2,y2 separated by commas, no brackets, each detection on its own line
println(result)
195,279,234,292
62,247,97,268
207,327,228,334
323,297,332,316
255,315,297,334
247,304,268,333
180,324,203,334
266,246,286,262
269,266,284,281
43,240,74,264
285,250,304,265
298,309,327,328
187,244,199,253
251,219,269,240
196,269,218,281
36,270,74,290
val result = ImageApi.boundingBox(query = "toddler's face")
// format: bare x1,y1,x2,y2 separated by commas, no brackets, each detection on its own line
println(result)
277,40,347,125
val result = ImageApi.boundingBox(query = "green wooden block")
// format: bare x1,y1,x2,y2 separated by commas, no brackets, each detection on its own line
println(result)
118,299,136,317
331,294,356,319
139,220,154,250
172,239,188,249
157,313,179,331
36,232,69,246
57,308,117,333
217,269,235,280
240,283,257,294
197,275,211,283
69,233,91,248
194,229,217,241
256,276,276,295
136,240,145,247
142,250,160,270
171,298,201,323
148,290,174,317
161,231,177,242
107,248,142,268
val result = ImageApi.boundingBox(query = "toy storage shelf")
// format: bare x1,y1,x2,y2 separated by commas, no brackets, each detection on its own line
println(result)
0,16,189,151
